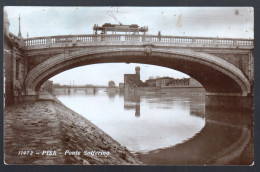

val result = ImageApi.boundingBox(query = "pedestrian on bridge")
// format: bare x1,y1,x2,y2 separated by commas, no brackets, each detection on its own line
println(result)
158,31,161,42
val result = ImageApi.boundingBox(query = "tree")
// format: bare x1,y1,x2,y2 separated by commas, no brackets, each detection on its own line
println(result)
108,80,116,87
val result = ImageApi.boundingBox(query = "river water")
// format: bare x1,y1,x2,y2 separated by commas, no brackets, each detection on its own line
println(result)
54,88,253,165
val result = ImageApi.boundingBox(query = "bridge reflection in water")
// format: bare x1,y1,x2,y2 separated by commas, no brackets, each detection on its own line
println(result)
54,88,253,165
137,96,253,165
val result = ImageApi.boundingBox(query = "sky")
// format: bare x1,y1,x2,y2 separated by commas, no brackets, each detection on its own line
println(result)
5,7,254,86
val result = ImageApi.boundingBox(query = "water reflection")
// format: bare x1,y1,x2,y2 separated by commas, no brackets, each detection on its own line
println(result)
55,88,205,152
124,92,140,117
106,88,117,99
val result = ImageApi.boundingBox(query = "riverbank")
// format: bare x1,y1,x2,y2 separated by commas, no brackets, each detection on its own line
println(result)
4,98,142,165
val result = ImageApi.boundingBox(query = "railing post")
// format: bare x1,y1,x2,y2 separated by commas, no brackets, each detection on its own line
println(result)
143,36,151,42
233,40,238,45
192,38,196,44
120,35,125,41
46,38,52,46
72,36,77,44
213,39,218,44
20,39,26,46
97,35,102,42
92,35,96,42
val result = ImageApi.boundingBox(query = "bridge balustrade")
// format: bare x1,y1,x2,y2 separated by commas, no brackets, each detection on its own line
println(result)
125,35,141,42
217,39,234,45
76,36,95,42
25,38,47,46
101,35,121,41
23,34,254,49
237,40,254,45
196,39,214,44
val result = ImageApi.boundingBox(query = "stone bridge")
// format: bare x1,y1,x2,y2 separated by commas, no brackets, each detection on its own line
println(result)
4,33,254,104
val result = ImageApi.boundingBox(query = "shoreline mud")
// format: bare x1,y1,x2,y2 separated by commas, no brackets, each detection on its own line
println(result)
4,98,142,165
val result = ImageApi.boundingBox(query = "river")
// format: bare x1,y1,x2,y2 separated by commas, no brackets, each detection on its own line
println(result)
54,87,253,165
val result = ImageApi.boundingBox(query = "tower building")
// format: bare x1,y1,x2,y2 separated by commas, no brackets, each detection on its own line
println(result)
124,66,141,91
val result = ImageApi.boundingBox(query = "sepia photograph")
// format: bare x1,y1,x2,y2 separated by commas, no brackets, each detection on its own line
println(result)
3,7,254,165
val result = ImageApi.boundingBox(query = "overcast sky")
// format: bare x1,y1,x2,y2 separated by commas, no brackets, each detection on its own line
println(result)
5,7,254,86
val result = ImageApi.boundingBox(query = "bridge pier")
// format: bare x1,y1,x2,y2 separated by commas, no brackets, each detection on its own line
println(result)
205,95,253,110
205,95,253,126
23,89,38,102
24,95,38,102
205,92,249,97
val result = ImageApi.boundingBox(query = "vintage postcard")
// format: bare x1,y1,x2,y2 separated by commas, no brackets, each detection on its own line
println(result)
3,7,254,165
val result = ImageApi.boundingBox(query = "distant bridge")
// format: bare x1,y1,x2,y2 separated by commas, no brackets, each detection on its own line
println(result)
4,33,254,104
54,86,109,89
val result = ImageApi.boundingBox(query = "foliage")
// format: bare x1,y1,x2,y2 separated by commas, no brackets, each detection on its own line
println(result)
108,80,116,87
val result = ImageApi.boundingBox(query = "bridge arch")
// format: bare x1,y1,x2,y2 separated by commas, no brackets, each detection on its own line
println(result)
25,47,251,96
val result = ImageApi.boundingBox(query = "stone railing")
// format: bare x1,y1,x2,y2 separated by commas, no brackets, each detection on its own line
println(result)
23,34,254,48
